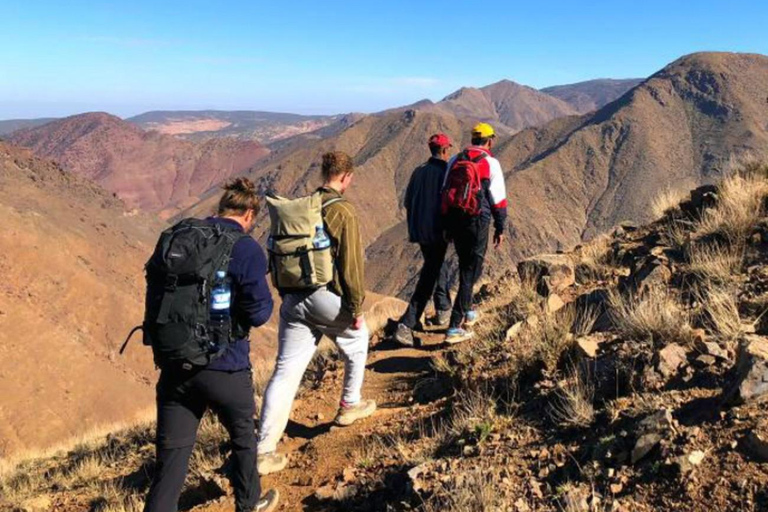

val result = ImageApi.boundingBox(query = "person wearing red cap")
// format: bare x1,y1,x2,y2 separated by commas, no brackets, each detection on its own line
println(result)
393,133,455,347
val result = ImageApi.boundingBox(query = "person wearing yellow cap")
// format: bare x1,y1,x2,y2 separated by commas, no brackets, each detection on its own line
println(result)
440,122,508,344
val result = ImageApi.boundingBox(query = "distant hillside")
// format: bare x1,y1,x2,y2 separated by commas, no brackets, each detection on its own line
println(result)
436,79,579,132
0,117,56,136
541,78,644,113
0,142,160,456
9,113,270,216
128,110,344,144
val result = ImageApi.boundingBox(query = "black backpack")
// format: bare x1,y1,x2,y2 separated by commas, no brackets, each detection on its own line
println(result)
120,218,248,368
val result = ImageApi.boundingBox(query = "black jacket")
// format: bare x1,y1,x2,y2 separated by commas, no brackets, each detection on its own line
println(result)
404,157,448,245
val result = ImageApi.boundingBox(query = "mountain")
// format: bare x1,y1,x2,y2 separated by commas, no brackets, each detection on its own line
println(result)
9,113,270,216
436,79,579,132
128,110,345,144
0,117,56,136
496,51,768,256
180,52,768,301
0,141,161,456
541,78,644,113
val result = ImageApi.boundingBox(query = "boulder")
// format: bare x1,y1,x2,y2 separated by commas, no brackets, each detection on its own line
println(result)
632,409,674,464
575,335,602,358
547,293,566,313
727,336,768,404
656,343,689,379
518,254,575,296
745,430,768,461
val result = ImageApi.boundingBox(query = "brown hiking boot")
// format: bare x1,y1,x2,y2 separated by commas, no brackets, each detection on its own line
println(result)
257,452,288,476
255,489,280,512
334,399,377,426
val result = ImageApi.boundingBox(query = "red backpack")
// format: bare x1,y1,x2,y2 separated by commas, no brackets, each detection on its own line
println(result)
441,151,485,216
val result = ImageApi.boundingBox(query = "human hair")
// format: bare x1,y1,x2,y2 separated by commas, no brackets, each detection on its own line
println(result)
471,136,492,146
217,177,260,216
429,145,443,157
321,151,355,182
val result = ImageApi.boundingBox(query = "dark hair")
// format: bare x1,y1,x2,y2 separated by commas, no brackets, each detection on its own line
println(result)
429,145,444,157
471,136,492,146
217,177,259,216
321,151,354,182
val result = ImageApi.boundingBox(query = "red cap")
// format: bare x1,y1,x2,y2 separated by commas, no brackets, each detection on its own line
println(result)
428,133,452,149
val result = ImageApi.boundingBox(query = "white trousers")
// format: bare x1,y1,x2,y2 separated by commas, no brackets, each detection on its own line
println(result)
257,288,370,454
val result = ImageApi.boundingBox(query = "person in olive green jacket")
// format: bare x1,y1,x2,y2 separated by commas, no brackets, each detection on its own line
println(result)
257,152,376,476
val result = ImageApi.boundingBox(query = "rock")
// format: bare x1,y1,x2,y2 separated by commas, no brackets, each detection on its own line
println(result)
314,482,359,501
694,354,717,367
547,293,566,313
634,261,673,295
518,254,575,296
657,343,688,378
632,409,674,463
575,335,602,358
745,430,768,461
694,332,728,360
676,450,706,474
727,335,768,404
506,321,524,341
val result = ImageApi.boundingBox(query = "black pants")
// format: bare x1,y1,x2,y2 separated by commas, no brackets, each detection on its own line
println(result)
400,241,452,329
448,219,489,329
144,368,261,512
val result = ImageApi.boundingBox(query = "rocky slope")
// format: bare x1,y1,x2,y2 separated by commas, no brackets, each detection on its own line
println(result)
541,78,643,113
8,113,271,216
0,118,56,136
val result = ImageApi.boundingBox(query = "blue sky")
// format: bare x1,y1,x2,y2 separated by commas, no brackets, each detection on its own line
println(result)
1,0,766,118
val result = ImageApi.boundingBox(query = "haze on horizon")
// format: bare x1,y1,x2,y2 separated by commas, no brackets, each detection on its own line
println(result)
1,0,767,119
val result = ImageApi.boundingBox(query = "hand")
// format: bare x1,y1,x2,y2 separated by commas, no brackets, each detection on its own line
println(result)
353,315,365,330
493,231,504,249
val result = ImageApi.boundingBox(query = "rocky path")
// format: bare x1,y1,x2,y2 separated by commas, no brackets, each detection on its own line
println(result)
196,328,448,512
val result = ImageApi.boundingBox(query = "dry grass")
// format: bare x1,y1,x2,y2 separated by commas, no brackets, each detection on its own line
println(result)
694,172,768,244
576,234,616,283
549,364,595,428
609,288,693,346
695,285,743,340
661,218,693,252
688,242,744,285
513,306,577,372
422,468,505,512
651,185,693,220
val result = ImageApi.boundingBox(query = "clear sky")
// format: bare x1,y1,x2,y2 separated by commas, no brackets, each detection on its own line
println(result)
1,0,766,119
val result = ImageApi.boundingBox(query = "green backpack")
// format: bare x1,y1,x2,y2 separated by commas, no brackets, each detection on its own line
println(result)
265,191,343,292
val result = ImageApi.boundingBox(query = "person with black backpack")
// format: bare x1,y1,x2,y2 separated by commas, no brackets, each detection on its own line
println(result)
393,133,455,347
441,123,508,344
138,178,279,512
256,151,376,476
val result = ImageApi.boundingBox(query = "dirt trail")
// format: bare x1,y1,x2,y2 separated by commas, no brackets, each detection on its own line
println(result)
197,328,448,512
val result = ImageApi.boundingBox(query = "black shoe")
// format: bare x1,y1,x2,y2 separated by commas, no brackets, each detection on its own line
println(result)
393,323,414,347
255,489,279,512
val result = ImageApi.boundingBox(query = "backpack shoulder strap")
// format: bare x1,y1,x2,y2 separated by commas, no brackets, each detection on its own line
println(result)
322,197,345,209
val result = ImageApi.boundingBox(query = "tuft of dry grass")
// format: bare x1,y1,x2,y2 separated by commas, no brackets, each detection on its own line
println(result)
651,185,693,220
609,288,693,346
422,467,505,512
576,234,616,283
549,364,595,428
695,284,743,340
687,242,744,285
694,172,768,244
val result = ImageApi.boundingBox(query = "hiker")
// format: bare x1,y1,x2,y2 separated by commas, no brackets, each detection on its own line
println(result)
142,178,279,512
393,133,455,347
441,123,508,344
257,151,376,475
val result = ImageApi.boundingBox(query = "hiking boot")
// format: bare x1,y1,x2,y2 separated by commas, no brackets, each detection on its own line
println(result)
255,489,280,512
464,310,480,327
335,399,377,426
393,323,414,347
445,327,474,345
427,309,451,327
257,452,288,476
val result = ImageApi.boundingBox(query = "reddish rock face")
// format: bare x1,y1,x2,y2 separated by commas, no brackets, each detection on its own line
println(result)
9,112,270,217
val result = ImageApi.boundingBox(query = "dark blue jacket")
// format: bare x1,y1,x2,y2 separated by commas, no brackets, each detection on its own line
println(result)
205,217,273,372
404,157,449,245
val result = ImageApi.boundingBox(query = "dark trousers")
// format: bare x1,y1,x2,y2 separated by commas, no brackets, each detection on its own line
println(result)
448,219,489,329
144,368,261,512
400,241,452,329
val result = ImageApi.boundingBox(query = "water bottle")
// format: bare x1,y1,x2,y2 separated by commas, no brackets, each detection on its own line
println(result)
312,225,331,249
209,270,231,351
